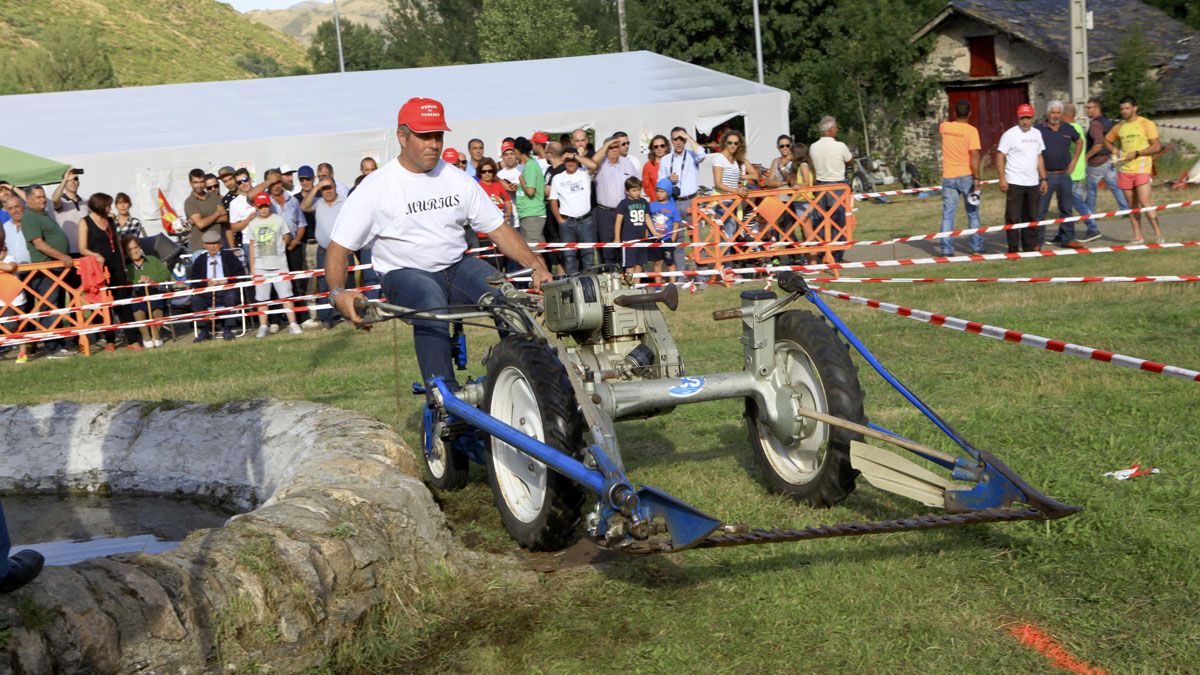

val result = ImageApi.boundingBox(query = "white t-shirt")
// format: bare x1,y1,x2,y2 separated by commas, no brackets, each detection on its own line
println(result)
810,136,853,183
712,153,744,191
246,214,288,270
997,125,1046,187
229,194,255,224
497,166,522,227
549,169,592,218
331,159,503,275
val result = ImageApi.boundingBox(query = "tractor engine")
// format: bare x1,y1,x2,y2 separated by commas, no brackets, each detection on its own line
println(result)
540,271,683,383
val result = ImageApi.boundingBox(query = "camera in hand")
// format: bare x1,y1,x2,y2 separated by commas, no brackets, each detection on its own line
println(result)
71,168,85,175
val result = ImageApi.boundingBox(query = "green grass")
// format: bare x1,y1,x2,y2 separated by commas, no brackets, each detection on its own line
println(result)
0,0,307,89
1,197,1198,671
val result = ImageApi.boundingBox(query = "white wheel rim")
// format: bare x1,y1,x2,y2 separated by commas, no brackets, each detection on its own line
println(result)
756,340,829,485
490,366,548,523
427,435,447,478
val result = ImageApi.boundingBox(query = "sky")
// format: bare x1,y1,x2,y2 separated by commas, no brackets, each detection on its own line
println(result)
225,0,323,11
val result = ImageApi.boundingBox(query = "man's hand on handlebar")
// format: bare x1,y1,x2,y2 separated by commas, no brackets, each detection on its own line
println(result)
531,268,552,293
334,289,371,330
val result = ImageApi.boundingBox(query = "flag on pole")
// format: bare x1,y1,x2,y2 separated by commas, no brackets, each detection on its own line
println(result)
157,189,183,235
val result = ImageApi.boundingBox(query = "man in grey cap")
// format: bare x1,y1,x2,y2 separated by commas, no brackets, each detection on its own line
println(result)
188,228,246,341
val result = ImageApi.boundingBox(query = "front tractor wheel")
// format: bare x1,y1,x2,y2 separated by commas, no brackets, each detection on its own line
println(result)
483,336,587,551
746,310,867,507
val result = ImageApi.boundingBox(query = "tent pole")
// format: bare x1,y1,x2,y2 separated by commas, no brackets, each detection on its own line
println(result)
752,0,764,84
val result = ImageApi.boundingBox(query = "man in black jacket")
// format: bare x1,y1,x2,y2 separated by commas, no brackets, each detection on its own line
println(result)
189,228,246,342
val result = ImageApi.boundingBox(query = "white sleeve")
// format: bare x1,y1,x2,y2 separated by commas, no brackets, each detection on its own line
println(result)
997,131,1012,155
465,177,504,234
548,179,560,201
331,187,376,251
840,142,852,162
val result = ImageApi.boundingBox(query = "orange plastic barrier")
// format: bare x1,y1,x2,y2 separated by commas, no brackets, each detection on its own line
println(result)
688,184,855,271
0,260,113,355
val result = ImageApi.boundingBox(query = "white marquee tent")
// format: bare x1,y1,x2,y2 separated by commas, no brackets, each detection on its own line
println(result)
0,51,790,231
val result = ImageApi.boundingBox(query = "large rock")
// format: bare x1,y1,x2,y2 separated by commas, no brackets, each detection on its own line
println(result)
0,400,528,673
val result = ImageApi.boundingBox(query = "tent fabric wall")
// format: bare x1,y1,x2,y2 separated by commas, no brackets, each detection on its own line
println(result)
0,51,789,232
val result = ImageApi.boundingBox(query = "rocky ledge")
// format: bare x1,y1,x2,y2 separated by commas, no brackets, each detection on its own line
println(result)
0,399,519,673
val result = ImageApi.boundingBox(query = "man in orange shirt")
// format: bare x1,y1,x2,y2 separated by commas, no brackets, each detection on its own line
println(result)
938,99,984,255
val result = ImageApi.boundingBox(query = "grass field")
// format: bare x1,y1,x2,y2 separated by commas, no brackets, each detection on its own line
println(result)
1,187,1197,672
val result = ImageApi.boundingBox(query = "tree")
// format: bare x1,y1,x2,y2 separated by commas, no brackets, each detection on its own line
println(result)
308,19,391,73
236,52,283,78
1099,27,1159,116
476,0,600,62
0,23,119,94
1143,0,1200,30
629,0,940,152
383,0,483,67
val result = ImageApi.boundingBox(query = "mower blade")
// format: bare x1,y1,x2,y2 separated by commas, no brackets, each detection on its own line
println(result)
851,440,953,508
635,485,722,552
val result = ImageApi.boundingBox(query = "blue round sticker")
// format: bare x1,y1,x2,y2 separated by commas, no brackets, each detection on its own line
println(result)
668,376,706,398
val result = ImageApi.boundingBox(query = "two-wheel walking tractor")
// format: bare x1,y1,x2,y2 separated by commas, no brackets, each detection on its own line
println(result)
361,268,1079,553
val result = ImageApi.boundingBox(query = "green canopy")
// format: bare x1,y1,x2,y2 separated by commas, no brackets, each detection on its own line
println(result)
0,145,71,187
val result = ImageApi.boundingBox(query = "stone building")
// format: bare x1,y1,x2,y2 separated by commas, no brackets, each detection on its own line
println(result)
904,0,1200,169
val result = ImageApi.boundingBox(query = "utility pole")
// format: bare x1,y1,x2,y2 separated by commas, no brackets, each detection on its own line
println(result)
752,0,765,84
1068,0,1089,104
617,0,629,52
333,0,346,73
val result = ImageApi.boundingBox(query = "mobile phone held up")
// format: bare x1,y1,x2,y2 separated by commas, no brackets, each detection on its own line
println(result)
71,168,84,175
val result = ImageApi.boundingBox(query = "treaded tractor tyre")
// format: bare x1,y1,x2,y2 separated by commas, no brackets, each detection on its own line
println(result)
746,309,866,507
483,336,587,551
420,408,470,490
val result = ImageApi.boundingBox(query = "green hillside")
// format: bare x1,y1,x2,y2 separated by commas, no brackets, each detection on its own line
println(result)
0,0,308,91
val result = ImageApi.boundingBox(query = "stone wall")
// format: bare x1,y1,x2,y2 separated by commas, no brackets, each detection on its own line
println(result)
0,400,528,673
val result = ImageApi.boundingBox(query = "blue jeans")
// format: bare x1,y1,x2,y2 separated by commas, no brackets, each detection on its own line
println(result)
0,500,9,580
354,247,380,301
381,256,500,389
939,175,983,254
1038,172,1074,243
558,214,596,275
1069,178,1099,238
316,246,333,323
1086,161,1130,216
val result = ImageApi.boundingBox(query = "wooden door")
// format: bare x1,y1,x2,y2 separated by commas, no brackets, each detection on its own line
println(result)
946,84,1029,166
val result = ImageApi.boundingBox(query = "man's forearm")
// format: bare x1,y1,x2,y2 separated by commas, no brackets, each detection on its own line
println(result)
324,242,352,290
486,225,548,272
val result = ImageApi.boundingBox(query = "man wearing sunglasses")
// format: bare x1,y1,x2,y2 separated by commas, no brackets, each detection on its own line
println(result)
657,127,705,219
325,97,550,395
613,131,641,172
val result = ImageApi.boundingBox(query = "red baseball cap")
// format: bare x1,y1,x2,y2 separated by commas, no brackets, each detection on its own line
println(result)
442,148,460,164
253,193,271,207
1016,103,1035,118
500,140,516,153
397,97,451,133
531,131,550,144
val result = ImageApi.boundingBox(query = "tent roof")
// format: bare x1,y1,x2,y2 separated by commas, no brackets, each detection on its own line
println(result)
0,145,71,187
0,51,785,159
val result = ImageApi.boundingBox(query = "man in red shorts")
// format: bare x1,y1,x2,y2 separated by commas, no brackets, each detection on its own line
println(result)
1104,96,1163,244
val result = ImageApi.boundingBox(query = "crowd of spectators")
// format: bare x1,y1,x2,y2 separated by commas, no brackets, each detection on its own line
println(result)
15,107,1115,363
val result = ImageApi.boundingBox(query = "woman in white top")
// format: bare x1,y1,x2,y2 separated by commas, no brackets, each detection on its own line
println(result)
0,227,29,364
710,130,759,239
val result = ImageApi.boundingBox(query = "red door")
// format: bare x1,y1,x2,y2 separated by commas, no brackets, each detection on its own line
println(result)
946,85,1029,166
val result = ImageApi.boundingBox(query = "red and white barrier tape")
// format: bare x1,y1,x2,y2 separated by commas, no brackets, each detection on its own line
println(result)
808,274,1200,284
0,285,378,348
1,263,373,326
813,287,1200,383
1158,122,1200,132
853,179,1000,200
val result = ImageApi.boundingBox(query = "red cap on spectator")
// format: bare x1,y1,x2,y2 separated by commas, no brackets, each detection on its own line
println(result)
500,141,516,153
531,131,550,144
253,193,271,207
397,97,451,133
442,148,460,164
1016,103,1035,118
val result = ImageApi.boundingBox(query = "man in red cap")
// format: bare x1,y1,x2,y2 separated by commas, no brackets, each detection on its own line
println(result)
996,103,1048,252
324,97,551,392
441,148,468,171
530,131,551,173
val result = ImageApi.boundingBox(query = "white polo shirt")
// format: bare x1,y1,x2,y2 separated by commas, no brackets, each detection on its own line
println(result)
331,159,503,275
